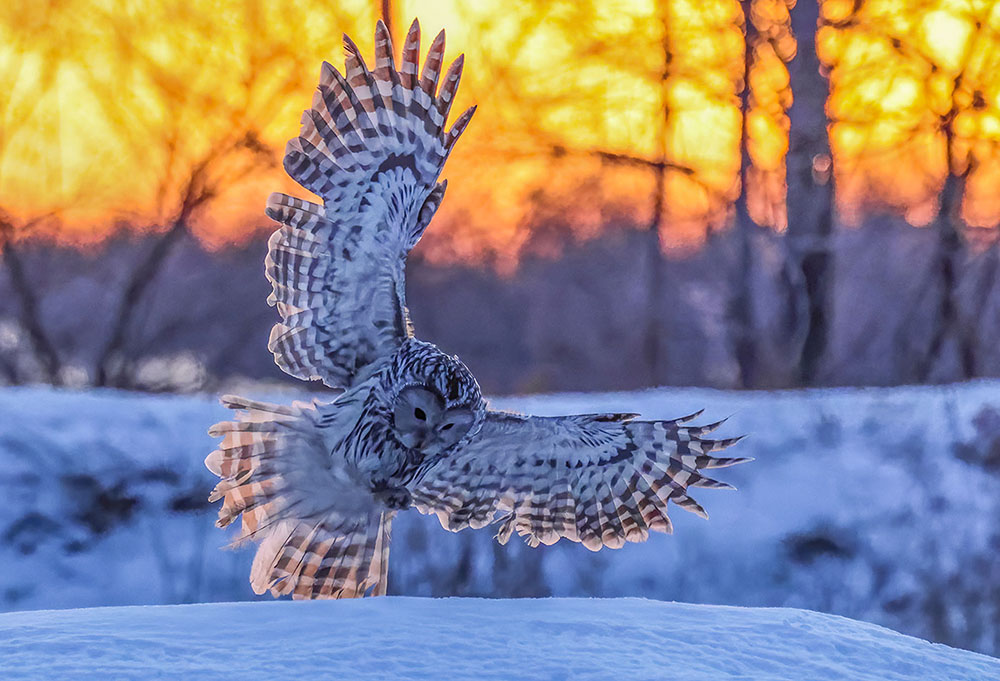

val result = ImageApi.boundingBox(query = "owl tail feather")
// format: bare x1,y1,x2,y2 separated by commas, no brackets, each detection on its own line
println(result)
206,395,392,599
248,513,392,599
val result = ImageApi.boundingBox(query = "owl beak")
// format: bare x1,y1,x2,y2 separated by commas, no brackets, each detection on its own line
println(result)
402,427,437,452
399,429,426,450
400,427,447,455
421,433,446,456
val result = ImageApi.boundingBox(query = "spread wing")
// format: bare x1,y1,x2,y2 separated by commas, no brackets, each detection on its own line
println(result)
411,410,750,550
265,19,475,388
207,395,393,599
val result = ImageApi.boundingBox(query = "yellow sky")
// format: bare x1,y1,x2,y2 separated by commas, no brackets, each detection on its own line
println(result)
0,0,997,261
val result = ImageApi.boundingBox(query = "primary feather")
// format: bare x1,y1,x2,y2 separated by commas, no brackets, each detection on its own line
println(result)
265,18,475,389
411,410,750,551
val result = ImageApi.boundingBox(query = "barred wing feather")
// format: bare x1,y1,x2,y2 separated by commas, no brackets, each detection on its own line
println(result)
206,395,392,598
265,19,475,388
412,410,750,551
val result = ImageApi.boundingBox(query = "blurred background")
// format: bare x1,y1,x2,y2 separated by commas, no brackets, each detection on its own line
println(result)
2,0,1000,659
5,0,1000,393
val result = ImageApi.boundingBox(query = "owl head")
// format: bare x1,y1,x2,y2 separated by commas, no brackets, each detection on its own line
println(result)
386,340,484,456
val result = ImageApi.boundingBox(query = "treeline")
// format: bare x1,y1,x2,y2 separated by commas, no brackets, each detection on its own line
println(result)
1,210,998,394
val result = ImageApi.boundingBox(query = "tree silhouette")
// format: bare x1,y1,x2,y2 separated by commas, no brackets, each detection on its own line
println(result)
787,0,836,385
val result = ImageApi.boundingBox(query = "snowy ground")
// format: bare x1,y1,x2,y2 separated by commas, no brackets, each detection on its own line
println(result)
2,598,998,681
1,383,1000,656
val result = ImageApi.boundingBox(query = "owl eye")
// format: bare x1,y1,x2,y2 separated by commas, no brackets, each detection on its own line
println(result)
414,407,426,421
441,423,454,431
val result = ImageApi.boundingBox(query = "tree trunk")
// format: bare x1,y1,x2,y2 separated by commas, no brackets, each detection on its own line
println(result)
643,3,673,386
786,0,835,385
920,164,973,381
94,220,190,387
0,234,61,383
729,0,758,388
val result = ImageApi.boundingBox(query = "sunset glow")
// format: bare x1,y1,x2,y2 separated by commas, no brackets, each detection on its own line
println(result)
1,0,998,261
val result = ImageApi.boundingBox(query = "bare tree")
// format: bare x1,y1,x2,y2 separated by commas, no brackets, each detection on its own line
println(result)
642,1,676,384
93,133,272,387
918,98,974,381
915,23,991,381
0,0,362,388
77,1,365,387
786,0,837,385
0,215,61,383
0,16,77,384
867,3,994,381
727,0,762,389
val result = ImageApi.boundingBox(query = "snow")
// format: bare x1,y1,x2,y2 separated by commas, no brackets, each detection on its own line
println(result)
1,383,1000,656
2,598,997,681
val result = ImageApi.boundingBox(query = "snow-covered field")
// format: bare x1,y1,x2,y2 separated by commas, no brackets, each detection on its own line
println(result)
3,598,998,681
1,383,999,656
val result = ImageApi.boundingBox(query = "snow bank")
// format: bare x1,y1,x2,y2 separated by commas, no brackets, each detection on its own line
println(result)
2,383,1000,656
2,598,997,681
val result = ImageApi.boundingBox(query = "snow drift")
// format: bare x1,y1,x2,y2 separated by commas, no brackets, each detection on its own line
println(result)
2,598,997,681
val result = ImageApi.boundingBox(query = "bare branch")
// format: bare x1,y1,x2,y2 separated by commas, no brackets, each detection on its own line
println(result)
93,129,272,387
582,148,695,175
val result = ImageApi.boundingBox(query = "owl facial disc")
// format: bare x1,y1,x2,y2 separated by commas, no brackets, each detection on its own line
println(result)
392,386,475,455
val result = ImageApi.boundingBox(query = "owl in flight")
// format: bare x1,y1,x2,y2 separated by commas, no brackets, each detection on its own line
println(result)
206,19,749,599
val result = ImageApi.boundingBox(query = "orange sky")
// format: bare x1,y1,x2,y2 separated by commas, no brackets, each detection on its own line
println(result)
0,0,997,262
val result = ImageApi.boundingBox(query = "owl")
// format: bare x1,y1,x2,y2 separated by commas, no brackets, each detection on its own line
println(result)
206,19,750,599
